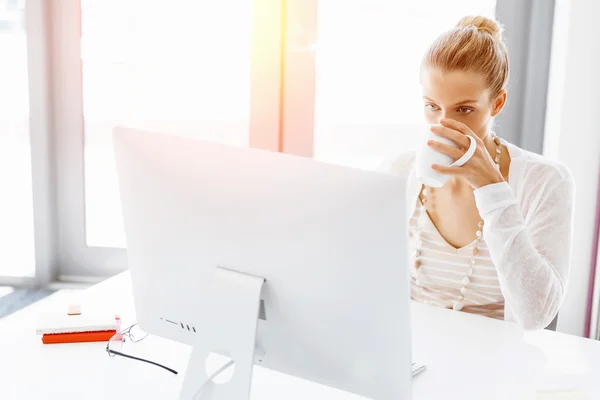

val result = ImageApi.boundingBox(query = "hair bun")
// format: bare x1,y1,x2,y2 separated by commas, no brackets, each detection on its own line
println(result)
457,15,503,41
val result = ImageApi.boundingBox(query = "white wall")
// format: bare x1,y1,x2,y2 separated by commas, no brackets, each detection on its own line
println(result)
545,0,600,336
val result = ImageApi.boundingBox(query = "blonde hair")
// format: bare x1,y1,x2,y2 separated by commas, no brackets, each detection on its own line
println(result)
422,15,509,97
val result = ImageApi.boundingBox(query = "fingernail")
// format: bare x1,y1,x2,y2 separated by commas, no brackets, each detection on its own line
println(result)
431,164,437,169
427,140,434,146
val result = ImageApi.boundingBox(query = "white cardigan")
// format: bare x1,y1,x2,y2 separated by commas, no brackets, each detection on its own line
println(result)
386,141,576,330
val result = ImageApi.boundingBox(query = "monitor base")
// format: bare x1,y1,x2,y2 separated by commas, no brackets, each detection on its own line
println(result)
178,267,265,400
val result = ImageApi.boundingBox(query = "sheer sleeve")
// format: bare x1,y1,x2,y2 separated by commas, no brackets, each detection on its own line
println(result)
474,177,575,330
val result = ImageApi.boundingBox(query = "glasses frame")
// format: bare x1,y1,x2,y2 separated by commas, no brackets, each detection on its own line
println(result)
105,323,178,375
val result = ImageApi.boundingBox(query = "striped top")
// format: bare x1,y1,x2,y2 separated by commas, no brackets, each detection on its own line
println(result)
409,200,505,320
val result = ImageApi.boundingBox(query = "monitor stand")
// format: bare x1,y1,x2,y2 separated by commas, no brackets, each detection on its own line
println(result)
178,267,265,400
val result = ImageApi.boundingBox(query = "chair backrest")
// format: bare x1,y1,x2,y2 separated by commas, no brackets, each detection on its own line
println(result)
545,314,559,331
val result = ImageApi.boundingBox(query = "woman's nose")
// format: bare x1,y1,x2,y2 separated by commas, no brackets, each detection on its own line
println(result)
429,112,447,125
433,110,453,124
441,110,453,121
424,109,448,125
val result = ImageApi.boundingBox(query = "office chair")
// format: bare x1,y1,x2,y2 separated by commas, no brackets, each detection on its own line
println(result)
545,314,559,331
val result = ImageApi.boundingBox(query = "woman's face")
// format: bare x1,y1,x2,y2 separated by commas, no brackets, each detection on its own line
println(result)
420,68,506,139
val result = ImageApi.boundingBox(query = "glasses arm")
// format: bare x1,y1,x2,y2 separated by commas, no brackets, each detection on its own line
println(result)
105,347,179,375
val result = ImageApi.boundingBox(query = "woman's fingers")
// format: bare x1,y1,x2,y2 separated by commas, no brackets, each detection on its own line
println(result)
439,118,470,135
427,139,464,160
430,125,471,149
439,118,483,145
431,164,468,176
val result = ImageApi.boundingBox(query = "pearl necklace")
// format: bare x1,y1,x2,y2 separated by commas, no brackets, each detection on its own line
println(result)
413,134,502,312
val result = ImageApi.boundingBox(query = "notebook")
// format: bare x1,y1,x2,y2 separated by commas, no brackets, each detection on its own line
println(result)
36,312,117,335
41,330,116,344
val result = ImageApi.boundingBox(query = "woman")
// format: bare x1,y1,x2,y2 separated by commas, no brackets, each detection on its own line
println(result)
389,16,575,330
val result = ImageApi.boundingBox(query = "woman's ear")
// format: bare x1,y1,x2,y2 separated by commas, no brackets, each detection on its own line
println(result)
491,90,507,117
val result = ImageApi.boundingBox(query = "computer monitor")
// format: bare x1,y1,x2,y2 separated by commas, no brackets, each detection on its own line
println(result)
113,127,412,400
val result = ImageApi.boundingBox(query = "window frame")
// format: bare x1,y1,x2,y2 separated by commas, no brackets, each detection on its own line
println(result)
0,0,57,287
495,0,555,153
49,0,284,281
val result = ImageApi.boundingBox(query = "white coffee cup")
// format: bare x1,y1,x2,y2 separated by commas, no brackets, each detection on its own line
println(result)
414,124,477,188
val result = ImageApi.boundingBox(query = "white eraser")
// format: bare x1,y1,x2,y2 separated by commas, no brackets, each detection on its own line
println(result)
67,303,82,315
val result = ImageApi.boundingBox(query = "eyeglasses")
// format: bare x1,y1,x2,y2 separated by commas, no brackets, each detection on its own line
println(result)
105,323,178,375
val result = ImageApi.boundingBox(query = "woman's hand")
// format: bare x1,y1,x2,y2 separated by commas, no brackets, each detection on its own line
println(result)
427,118,505,189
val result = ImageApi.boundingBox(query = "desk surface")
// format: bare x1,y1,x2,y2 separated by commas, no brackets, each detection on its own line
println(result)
2,272,600,399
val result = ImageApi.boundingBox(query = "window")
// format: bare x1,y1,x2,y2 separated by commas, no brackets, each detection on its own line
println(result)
0,0,35,277
81,0,253,248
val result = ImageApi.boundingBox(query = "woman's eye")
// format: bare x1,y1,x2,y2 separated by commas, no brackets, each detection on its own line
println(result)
458,107,473,114
425,104,439,111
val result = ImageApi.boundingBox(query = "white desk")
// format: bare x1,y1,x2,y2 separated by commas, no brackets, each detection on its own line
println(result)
2,272,600,399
